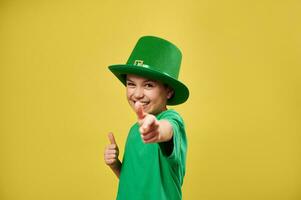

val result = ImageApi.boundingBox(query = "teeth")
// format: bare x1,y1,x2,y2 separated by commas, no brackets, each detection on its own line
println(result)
134,101,148,106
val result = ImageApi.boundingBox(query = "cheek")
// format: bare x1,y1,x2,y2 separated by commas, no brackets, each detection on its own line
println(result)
144,90,155,100
126,88,131,100
148,90,164,103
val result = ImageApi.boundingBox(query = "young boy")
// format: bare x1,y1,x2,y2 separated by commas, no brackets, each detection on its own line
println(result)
104,36,189,200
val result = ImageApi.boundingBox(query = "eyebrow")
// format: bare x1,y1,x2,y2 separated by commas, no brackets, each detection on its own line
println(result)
126,78,156,83
125,78,134,82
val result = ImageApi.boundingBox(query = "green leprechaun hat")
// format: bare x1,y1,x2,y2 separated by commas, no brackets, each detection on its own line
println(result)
108,36,189,105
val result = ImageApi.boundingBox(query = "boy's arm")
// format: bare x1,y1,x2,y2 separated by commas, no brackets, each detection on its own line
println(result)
104,133,122,178
157,119,174,142
109,159,122,178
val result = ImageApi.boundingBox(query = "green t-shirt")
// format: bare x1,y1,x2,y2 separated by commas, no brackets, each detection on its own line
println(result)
116,109,187,200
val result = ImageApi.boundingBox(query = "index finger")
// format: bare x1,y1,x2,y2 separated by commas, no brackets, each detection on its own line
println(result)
135,101,145,120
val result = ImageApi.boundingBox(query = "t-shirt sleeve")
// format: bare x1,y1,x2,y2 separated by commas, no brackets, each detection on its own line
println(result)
158,110,187,162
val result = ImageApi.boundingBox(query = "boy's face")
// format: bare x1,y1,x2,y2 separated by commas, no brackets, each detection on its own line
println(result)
126,74,173,115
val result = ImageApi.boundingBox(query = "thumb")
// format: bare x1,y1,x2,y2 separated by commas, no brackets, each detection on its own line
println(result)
108,132,116,145
135,101,146,120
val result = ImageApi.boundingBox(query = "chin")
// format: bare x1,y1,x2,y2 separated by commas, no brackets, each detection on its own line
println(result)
142,106,151,114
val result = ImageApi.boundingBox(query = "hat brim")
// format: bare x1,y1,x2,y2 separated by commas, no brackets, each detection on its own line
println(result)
108,64,189,105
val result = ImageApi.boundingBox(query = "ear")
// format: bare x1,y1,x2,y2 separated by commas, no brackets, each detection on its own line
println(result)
166,87,174,100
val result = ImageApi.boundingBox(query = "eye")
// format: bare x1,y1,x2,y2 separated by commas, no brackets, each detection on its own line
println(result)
144,82,155,89
126,81,135,87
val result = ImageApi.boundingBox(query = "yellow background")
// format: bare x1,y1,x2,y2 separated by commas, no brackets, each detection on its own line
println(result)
1,0,300,199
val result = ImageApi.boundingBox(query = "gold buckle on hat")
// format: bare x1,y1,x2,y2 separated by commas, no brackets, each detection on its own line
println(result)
134,60,144,66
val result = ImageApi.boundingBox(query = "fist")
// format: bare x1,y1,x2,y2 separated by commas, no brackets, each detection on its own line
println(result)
104,132,119,167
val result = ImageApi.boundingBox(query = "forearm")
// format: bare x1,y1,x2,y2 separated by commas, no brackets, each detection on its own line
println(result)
158,120,173,143
109,159,122,179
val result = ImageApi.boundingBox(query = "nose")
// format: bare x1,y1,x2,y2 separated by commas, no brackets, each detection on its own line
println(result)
133,87,144,99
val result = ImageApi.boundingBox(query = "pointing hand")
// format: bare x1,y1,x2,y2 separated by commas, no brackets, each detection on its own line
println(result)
135,102,160,143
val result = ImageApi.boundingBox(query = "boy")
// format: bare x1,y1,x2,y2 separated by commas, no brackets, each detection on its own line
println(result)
104,36,189,200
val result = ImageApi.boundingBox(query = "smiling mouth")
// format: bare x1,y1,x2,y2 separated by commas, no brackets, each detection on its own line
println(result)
133,101,149,107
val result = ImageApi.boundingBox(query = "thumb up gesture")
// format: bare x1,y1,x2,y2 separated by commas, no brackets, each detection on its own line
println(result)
104,132,119,167
135,102,161,143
